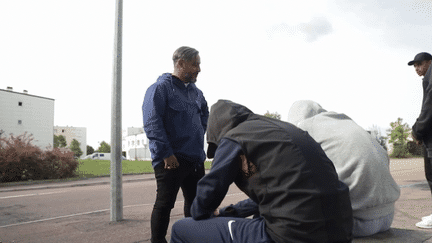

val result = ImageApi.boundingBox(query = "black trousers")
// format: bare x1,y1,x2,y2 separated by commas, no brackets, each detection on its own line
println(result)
424,147,432,196
150,159,205,243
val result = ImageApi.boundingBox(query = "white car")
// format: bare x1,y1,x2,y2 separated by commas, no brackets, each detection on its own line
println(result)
83,153,127,160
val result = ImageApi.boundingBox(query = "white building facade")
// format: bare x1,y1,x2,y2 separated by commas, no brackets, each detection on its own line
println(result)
54,126,87,158
122,127,151,160
0,87,54,150
121,127,210,161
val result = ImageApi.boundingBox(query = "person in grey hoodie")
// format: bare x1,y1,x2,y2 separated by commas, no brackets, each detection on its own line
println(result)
287,100,400,237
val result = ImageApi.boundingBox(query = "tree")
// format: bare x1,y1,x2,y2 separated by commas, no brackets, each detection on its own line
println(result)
87,145,95,155
53,135,67,148
70,139,83,158
97,141,111,153
264,110,281,120
387,118,412,158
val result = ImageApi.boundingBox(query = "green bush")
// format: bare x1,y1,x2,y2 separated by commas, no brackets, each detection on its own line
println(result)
407,141,424,157
390,144,411,158
0,133,78,182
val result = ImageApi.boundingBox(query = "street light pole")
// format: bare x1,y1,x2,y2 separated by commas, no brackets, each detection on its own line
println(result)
110,0,123,222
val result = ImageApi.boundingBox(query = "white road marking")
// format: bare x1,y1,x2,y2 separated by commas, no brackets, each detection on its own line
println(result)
0,191,65,199
0,192,245,229
0,202,155,229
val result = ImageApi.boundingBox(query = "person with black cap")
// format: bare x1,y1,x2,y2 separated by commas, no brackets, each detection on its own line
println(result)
408,52,432,228
170,100,353,243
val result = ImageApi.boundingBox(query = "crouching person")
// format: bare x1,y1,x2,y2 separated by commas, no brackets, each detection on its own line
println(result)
287,100,400,237
170,100,353,243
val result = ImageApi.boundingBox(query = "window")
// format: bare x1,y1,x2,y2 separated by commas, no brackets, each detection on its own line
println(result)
18,120,22,125
62,129,65,133
137,140,140,146
18,102,22,106
100,154,104,157
132,141,134,146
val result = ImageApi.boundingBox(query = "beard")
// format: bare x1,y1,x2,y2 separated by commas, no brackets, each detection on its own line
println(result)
184,73,198,84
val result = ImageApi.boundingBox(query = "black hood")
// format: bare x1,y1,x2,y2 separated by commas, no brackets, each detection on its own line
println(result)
206,100,253,158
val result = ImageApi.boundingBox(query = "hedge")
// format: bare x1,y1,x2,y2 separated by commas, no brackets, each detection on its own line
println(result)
0,133,78,182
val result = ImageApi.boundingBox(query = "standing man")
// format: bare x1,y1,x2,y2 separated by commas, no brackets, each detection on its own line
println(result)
143,46,209,242
409,52,432,228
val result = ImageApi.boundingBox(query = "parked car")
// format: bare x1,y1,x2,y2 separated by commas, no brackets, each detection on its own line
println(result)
83,153,126,160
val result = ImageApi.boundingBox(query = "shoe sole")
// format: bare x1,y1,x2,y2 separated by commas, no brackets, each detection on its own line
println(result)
416,222,432,229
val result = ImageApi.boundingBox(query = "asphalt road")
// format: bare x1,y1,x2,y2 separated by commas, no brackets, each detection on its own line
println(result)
0,176,248,242
0,158,430,243
1,180,154,227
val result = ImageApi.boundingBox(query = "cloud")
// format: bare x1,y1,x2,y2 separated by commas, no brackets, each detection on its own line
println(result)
330,0,432,50
267,16,333,42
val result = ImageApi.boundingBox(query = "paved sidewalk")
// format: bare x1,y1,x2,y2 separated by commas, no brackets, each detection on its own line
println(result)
2,158,432,242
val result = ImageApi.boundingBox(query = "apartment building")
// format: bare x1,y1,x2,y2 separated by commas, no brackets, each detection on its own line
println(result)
54,126,87,158
0,87,54,150
122,127,151,160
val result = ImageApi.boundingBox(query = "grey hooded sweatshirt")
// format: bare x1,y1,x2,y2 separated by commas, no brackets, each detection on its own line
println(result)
287,100,400,221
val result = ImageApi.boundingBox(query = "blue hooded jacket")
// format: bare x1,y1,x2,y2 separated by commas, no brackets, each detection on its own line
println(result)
142,73,209,168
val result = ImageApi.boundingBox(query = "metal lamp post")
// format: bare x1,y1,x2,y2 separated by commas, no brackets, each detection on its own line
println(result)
110,0,123,222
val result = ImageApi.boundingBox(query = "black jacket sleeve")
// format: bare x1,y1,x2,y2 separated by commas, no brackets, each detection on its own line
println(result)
191,139,242,220
413,65,432,141
218,198,259,218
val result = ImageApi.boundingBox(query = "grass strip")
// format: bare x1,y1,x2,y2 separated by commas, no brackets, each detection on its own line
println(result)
0,160,213,187
76,159,213,178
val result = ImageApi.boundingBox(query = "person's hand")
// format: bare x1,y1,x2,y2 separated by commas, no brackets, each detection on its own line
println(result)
164,155,179,170
213,209,220,216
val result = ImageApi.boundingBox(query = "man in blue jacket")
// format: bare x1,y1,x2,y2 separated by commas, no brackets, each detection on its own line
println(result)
170,100,353,243
142,46,209,243
408,52,432,228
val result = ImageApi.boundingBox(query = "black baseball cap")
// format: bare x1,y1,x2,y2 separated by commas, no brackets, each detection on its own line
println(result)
408,52,432,66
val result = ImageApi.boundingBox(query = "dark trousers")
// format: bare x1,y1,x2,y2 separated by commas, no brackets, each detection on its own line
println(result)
424,147,432,195
171,216,275,243
151,160,205,243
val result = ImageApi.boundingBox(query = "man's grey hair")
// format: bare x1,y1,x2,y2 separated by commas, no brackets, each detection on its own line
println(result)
172,46,199,64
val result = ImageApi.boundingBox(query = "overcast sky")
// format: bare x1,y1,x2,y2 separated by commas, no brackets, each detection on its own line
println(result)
1,0,431,149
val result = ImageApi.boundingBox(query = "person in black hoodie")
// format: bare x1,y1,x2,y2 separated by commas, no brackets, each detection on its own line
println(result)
170,100,353,243
408,52,432,228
